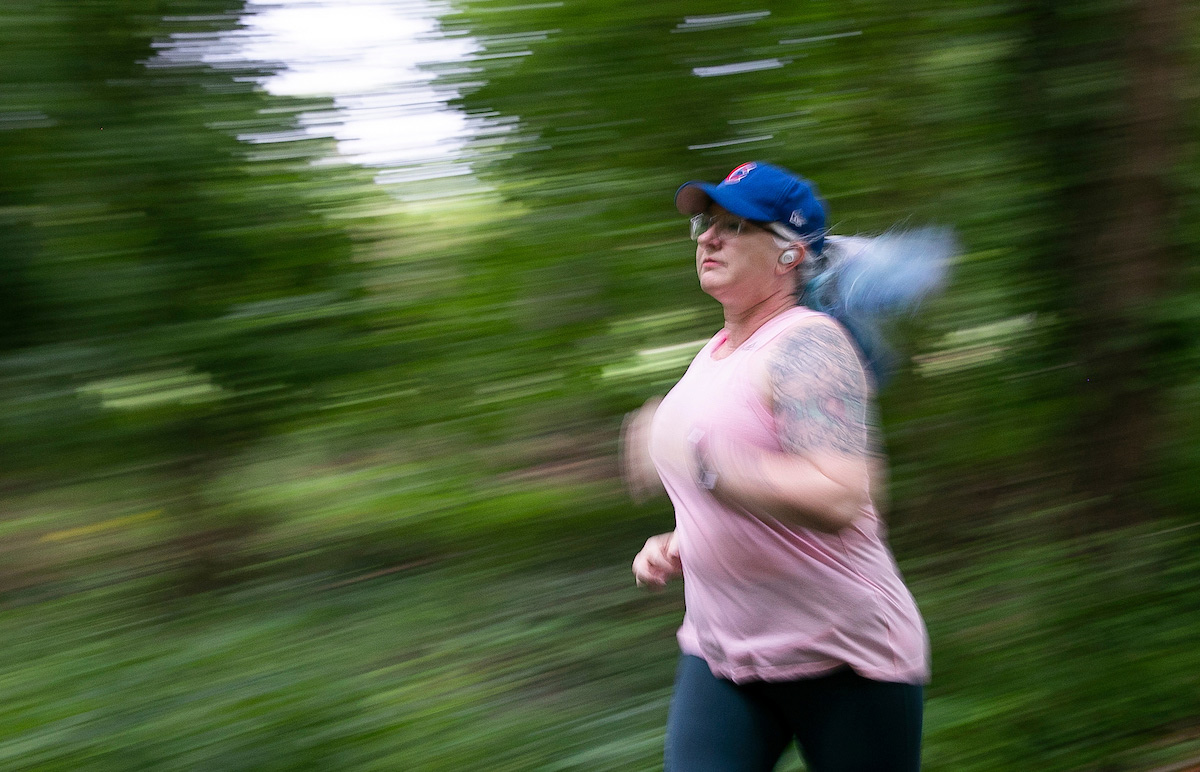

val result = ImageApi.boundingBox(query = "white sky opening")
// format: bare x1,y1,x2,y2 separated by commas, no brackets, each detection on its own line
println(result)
159,0,488,193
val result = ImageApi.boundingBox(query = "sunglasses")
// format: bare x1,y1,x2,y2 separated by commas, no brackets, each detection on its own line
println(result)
689,213,762,241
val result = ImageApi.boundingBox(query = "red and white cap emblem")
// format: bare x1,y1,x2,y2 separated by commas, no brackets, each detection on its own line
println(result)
723,162,756,184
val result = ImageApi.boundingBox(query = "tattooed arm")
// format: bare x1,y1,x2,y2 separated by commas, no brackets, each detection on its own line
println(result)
704,319,879,532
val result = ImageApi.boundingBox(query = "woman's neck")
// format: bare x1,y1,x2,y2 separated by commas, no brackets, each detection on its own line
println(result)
720,292,798,351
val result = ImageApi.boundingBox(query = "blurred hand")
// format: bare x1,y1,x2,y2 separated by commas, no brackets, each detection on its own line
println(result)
620,397,664,503
632,531,681,590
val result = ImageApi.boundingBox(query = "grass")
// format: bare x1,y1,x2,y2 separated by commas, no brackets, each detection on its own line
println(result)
1,515,1198,771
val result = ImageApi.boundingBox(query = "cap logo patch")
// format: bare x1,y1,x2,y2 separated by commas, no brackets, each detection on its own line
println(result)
724,162,756,184
789,211,807,227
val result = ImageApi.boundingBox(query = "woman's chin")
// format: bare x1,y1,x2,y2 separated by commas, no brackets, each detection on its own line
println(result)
698,270,728,296
698,279,725,300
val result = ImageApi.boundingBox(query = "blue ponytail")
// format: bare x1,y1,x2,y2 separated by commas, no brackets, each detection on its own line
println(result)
801,227,956,388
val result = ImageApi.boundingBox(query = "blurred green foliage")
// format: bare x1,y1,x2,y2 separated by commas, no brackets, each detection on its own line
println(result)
2,527,1199,770
1,0,1198,769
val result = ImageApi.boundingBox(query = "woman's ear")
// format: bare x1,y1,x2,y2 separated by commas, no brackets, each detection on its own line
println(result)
777,243,806,273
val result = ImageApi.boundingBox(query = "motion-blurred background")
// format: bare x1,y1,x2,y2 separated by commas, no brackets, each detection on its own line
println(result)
1,1,1198,769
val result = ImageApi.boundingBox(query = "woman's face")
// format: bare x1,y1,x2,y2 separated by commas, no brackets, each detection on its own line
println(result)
694,205,792,306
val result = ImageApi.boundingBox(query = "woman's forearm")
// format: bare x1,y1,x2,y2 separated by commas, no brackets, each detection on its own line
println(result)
709,447,870,532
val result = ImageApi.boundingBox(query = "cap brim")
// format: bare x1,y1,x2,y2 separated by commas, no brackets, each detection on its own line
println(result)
674,182,716,215
674,181,775,221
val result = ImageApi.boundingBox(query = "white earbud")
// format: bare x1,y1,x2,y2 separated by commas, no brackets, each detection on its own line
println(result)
779,250,798,265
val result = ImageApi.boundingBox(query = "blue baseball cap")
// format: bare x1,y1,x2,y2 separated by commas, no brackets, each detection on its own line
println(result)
675,161,827,253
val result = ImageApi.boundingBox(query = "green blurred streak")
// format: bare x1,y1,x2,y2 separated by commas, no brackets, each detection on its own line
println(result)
1,0,1198,769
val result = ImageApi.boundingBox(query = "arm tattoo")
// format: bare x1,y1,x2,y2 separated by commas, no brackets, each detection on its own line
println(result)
767,323,877,458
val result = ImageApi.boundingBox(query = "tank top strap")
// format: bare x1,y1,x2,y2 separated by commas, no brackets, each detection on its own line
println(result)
740,306,828,355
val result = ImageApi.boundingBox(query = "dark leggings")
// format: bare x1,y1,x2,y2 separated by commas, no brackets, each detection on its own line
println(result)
665,655,923,772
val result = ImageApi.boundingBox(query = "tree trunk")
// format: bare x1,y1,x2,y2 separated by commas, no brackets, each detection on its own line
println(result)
1026,0,1187,526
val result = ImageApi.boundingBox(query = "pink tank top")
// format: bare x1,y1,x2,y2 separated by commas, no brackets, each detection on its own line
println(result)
650,306,929,684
